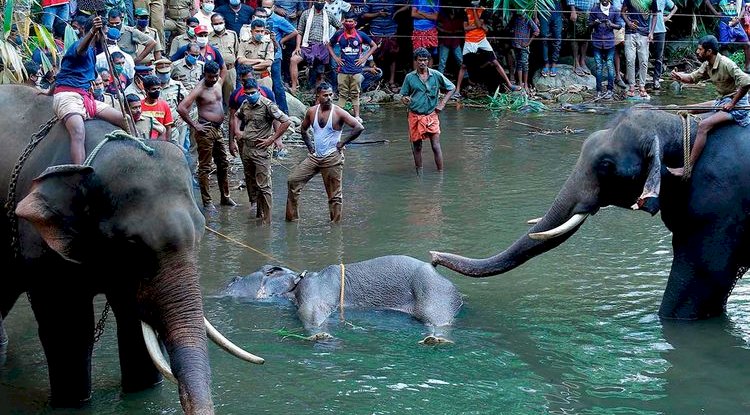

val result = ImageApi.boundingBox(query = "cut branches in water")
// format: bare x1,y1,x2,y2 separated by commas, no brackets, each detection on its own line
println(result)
463,88,546,113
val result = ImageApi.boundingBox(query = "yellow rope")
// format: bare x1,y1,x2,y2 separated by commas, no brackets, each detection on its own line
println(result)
681,112,693,180
339,263,346,321
204,225,299,272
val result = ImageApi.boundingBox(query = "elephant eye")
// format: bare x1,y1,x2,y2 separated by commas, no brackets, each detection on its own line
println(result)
597,159,616,175
265,266,283,276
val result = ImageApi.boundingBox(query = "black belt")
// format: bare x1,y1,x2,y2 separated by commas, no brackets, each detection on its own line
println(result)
199,118,223,128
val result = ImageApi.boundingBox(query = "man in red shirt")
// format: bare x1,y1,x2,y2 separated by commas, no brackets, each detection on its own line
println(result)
140,75,174,140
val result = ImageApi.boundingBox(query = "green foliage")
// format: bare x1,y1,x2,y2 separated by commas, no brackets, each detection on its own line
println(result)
275,328,309,340
728,50,745,66
492,0,555,22
475,88,546,112
3,0,14,34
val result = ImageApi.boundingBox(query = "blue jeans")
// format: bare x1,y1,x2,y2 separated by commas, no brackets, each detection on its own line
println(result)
593,47,615,92
437,44,462,74
540,11,563,64
41,4,70,31
361,68,383,91
271,58,289,114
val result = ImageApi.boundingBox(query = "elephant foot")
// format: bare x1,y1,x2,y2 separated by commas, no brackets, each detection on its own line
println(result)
306,332,334,342
50,393,92,408
419,336,454,346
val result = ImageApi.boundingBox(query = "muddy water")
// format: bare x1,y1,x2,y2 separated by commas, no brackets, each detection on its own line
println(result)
2,88,750,414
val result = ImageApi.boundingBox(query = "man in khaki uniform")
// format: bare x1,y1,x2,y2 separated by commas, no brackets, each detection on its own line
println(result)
134,8,164,65
107,9,157,65
165,0,195,40
237,19,274,90
169,17,200,57
209,13,240,106
127,93,167,140
171,43,205,91
155,58,189,147
133,0,165,49
232,78,291,223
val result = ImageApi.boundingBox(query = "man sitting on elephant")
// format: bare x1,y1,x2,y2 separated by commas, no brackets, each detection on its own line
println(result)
669,35,750,177
50,15,130,164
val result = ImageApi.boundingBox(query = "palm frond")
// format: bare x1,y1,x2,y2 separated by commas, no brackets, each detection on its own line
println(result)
492,0,556,21
0,38,26,83
32,22,56,62
3,0,14,34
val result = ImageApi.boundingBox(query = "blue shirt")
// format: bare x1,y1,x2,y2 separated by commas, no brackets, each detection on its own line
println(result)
588,4,623,49
711,0,741,23
215,4,255,34
412,0,438,31
366,0,403,36
171,44,225,67
56,40,97,90
330,29,373,74
268,13,296,60
275,0,305,21
653,0,675,33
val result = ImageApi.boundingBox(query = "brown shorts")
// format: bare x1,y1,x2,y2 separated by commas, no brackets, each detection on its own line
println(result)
408,111,440,142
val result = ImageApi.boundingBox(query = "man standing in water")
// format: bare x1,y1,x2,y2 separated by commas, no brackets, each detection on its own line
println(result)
400,47,455,173
285,82,364,223
178,60,237,210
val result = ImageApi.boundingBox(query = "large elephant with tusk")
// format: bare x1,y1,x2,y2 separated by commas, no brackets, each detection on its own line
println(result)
432,107,750,320
0,85,261,414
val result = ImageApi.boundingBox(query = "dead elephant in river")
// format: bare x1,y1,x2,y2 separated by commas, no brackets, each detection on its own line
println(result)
219,255,463,344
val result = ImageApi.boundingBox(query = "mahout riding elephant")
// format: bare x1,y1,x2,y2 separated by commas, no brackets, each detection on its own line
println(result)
432,107,750,320
219,255,463,343
0,85,260,414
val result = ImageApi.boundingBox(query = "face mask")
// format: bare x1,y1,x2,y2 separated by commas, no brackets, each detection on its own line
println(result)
229,0,240,5
93,87,104,98
202,3,214,12
137,18,149,27
186,54,198,65
246,91,261,104
147,90,161,99
114,64,124,74
254,15,267,22
314,2,324,10
187,27,196,38
196,37,209,47
265,7,273,15
132,110,141,121
109,23,122,31
157,72,171,83
213,23,225,32
253,33,263,42
344,22,355,30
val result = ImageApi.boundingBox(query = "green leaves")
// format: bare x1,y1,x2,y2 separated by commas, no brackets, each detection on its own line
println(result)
64,24,78,51
0,38,26,83
3,0,14,34
33,22,56,62
492,0,556,21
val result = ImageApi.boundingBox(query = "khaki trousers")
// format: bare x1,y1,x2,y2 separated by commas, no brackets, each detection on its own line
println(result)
239,140,272,223
337,73,363,109
222,67,237,107
285,151,344,223
195,124,230,205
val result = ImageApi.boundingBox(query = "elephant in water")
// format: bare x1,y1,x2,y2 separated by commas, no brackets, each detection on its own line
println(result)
432,107,750,320
220,255,463,343
0,86,259,414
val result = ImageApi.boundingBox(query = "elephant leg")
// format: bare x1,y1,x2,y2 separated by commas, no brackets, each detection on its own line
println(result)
106,291,162,392
660,224,742,320
30,288,94,407
297,301,334,337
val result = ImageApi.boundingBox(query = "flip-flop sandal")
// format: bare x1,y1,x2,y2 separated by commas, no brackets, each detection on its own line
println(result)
626,89,636,97
574,67,585,76
582,67,592,75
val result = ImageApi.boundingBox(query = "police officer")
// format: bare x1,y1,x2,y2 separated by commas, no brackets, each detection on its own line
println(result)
165,0,196,41
134,8,164,65
209,13,240,106
155,58,189,147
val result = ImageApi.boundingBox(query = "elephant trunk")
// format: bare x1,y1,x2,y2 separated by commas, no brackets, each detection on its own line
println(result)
431,170,596,277
143,251,214,415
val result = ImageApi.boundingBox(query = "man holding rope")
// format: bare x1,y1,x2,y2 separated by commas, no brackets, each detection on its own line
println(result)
668,35,750,177
49,15,130,165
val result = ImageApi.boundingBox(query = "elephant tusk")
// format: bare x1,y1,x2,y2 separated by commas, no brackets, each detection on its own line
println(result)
528,213,589,240
204,318,265,365
141,321,178,384
527,217,542,225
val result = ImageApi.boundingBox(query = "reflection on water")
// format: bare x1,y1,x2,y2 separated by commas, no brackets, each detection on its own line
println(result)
2,89,750,413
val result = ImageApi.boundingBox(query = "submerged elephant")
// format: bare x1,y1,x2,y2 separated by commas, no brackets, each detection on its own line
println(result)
0,86,260,414
220,255,463,342
432,107,749,320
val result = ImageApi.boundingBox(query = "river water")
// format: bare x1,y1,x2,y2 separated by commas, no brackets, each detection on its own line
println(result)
2,89,750,414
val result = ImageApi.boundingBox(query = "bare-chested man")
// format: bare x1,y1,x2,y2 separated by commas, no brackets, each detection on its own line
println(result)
178,60,236,209
285,82,364,223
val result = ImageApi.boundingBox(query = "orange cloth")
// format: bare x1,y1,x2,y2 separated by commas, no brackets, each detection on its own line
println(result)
408,111,441,142
465,7,487,43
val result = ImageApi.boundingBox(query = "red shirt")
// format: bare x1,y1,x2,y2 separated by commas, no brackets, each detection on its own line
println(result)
141,99,174,128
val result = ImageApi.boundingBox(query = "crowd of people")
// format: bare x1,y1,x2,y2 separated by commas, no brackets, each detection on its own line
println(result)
12,0,750,223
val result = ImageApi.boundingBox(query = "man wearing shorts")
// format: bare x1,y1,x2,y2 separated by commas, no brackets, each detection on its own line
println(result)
51,15,129,165
706,0,750,72
568,0,597,75
400,48,455,174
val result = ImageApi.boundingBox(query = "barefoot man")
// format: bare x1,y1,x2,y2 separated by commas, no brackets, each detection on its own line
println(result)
668,35,750,177
178,60,237,209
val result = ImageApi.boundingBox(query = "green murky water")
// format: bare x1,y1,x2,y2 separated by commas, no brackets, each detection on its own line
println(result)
2,88,750,414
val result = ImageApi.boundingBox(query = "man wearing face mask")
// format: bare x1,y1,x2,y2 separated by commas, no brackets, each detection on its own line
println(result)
124,64,155,99
209,13,240,105
127,93,167,140
165,0,196,42
24,60,42,90
169,17,200,57
238,19,275,90
178,60,238,210
140,75,175,141
171,25,228,80
108,52,133,90
291,0,342,91
133,8,164,65
216,0,255,34
171,43,205,91
107,8,157,65
93,72,119,107
232,78,291,223
262,0,297,115
155,58,189,146
194,0,217,30
133,0,165,49
96,28,136,80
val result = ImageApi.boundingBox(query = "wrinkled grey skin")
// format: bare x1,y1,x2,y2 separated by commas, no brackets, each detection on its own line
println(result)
221,255,463,337
432,108,750,320
0,86,213,414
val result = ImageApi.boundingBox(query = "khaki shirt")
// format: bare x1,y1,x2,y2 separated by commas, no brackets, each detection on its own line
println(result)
134,115,166,140
237,96,290,144
118,25,155,57
124,82,146,100
135,26,164,64
161,78,186,126
170,58,204,91
166,0,193,20
688,53,750,97
99,92,119,108
209,30,240,67
169,33,193,57
238,39,274,78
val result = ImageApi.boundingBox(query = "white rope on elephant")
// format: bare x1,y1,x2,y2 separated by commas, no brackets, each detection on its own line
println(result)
339,263,346,321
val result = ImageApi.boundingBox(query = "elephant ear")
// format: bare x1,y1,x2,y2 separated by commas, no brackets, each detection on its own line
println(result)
15,165,95,264
631,134,661,216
